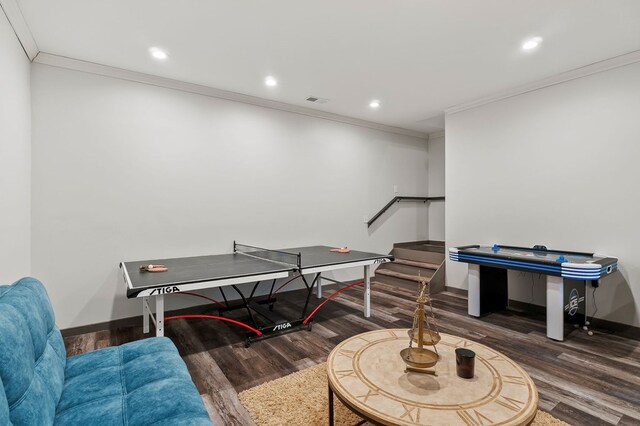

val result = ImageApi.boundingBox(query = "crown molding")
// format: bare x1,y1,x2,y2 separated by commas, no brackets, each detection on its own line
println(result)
427,130,445,141
33,52,429,140
0,0,38,60
445,49,640,115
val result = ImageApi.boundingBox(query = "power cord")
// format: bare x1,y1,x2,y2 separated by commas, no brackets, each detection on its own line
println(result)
585,285,614,336
590,286,598,323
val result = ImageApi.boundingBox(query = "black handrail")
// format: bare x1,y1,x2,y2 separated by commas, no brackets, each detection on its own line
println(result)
367,196,445,228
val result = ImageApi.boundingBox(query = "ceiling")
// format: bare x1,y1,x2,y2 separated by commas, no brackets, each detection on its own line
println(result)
14,0,640,133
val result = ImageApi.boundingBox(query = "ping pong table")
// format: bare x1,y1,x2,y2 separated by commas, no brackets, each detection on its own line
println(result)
120,242,393,345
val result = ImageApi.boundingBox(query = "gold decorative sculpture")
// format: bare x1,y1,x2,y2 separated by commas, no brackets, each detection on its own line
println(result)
400,274,440,374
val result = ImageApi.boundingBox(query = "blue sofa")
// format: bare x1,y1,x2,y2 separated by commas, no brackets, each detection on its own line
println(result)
0,277,212,425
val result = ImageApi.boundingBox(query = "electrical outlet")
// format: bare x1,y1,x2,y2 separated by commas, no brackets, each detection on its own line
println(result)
363,215,368,223
394,185,398,194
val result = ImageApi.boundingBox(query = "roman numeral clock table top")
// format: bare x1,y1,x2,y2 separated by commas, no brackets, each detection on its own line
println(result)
327,329,537,426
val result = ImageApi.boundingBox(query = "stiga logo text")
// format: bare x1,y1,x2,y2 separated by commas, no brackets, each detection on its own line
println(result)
149,286,181,295
273,323,292,331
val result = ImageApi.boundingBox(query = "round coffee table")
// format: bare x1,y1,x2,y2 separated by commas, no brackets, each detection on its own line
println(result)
327,329,537,425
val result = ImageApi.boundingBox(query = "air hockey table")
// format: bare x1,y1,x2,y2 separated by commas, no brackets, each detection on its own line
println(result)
449,244,618,340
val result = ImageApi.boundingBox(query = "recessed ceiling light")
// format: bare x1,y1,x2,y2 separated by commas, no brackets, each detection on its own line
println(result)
522,37,543,51
369,100,381,108
149,47,168,60
265,76,277,87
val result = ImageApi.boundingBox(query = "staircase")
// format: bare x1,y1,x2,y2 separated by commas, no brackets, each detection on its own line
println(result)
373,240,446,293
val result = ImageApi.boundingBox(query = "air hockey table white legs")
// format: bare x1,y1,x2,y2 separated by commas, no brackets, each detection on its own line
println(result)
546,275,564,341
467,263,567,341
467,264,481,317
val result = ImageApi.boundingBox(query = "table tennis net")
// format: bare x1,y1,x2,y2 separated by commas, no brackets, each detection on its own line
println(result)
234,242,301,269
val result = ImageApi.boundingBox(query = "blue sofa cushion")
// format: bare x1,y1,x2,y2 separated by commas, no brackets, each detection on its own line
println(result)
55,337,211,425
0,277,66,425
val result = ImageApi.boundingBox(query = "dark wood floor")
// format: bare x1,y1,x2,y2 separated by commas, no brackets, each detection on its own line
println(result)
64,283,640,426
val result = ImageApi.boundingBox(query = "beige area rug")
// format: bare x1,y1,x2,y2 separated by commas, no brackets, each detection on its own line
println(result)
239,363,569,426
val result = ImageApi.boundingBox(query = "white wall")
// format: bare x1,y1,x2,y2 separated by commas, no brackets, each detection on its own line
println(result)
31,64,430,329
0,10,31,283
427,132,445,241
446,61,640,327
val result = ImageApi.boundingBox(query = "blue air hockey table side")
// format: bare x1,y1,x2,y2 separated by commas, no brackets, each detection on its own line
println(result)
449,244,618,341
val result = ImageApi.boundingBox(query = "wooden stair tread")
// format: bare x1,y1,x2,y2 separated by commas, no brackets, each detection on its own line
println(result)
375,269,432,283
392,247,445,264
380,262,435,276
393,258,440,270
371,275,423,289
399,245,445,253
394,240,445,248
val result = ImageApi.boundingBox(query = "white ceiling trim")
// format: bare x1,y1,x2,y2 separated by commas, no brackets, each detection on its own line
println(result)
0,0,37,60
33,52,430,140
427,130,445,141
445,49,640,115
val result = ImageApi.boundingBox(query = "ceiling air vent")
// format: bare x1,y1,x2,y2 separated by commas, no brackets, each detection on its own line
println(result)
306,96,329,104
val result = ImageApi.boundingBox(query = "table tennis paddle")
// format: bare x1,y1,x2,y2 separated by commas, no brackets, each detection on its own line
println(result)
330,247,350,253
140,264,168,272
